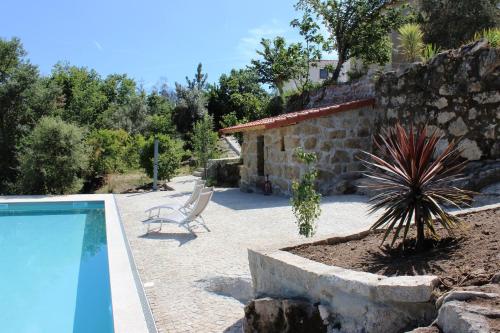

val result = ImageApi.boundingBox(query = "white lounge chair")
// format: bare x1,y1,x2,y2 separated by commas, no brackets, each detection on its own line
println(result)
144,188,214,233
145,179,206,218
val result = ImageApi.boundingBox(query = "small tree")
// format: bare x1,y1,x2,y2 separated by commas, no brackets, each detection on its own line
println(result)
140,135,183,182
296,0,405,82
17,116,89,194
291,148,322,237
362,124,473,250
398,23,424,62
192,113,218,179
250,37,307,96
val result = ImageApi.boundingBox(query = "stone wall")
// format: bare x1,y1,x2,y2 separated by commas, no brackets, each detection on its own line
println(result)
248,247,438,333
240,104,381,195
376,40,500,161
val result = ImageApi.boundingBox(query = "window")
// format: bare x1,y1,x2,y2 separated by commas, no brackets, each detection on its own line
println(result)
319,68,328,80
280,136,285,152
257,136,265,176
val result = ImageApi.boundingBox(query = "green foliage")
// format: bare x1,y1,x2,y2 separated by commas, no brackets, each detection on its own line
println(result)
17,116,89,194
192,113,219,179
291,8,324,91
291,148,322,237
419,0,500,50
473,28,500,48
208,68,269,128
87,129,136,176
250,37,307,96
0,37,48,192
398,23,424,62
347,62,369,82
140,135,184,182
297,0,405,82
362,124,473,250
50,63,108,126
173,82,207,135
186,63,208,90
422,44,441,62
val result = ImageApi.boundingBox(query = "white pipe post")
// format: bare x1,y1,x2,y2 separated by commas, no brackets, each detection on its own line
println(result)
153,138,159,191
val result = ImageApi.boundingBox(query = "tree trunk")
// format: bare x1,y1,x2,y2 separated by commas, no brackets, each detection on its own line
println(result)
332,55,345,83
415,204,425,250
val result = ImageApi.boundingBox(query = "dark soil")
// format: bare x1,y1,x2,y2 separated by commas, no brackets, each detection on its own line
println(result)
288,208,500,291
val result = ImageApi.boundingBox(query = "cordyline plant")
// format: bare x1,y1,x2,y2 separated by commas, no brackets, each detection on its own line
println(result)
361,124,473,250
291,148,322,237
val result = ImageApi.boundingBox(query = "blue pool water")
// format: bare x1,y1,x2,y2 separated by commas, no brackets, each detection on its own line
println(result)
0,202,114,333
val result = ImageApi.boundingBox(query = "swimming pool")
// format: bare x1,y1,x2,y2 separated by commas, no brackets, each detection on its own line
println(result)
0,202,113,332
0,196,152,333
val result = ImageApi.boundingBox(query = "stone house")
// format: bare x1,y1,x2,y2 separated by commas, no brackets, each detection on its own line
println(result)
220,99,378,195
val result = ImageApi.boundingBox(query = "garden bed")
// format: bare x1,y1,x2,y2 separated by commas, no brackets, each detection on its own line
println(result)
288,208,500,291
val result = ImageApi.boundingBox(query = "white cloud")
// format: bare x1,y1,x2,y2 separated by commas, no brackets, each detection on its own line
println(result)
237,19,296,63
93,40,103,51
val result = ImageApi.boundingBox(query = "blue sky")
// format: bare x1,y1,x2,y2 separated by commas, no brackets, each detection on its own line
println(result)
0,0,330,90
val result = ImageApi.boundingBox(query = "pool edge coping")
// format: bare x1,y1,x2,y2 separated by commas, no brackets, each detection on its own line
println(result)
0,194,152,333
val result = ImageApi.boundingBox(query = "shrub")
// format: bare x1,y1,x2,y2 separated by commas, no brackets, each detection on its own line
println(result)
291,148,321,237
192,113,219,179
361,124,473,250
87,129,131,176
472,28,500,47
398,23,424,62
421,44,441,62
140,135,183,182
17,116,89,194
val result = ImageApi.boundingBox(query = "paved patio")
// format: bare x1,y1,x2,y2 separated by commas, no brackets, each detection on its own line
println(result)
115,175,384,332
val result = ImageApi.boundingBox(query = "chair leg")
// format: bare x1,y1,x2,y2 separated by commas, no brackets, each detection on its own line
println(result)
199,216,210,232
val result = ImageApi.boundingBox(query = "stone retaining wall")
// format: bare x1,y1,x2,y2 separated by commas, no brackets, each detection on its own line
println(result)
376,40,500,161
248,245,438,333
240,104,381,195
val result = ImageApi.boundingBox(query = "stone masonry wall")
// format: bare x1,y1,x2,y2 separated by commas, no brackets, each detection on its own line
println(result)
376,40,500,161
240,105,381,195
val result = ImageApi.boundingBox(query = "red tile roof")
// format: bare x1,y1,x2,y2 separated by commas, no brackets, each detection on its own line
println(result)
219,98,375,134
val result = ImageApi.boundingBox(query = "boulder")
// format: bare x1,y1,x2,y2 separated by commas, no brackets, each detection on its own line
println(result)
243,297,327,333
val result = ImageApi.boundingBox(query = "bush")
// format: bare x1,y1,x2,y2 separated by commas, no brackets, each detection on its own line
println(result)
472,28,500,47
140,135,183,182
192,113,219,178
291,148,322,237
398,23,424,62
362,124,473,250
17,116,89,194
87,129,131,176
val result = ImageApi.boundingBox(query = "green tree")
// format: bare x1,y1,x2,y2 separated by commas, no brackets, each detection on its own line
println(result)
419,0,500,50
297,0,405,82
186,62,208,90
140,135,183,182
50,63,107,127
291,148,322,237
250,37,307,96
144,90,175,136
173,83,207,135
192,113,218,179
17,116,89,194
0,37,44,192
207,68,269,128
291,8,324,90
103,94,150,134
87,129,132,177
398,23,424,62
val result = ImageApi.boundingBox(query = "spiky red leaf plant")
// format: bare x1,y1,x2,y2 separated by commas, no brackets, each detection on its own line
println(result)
362,123,473,250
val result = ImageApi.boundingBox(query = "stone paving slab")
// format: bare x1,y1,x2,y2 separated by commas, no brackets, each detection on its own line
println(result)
115,175,381,332
115,176,497,332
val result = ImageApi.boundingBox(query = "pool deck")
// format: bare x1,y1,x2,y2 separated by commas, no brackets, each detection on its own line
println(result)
115,176,385,332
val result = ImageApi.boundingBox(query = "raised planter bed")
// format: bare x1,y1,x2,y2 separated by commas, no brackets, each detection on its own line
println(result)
247,204,500,333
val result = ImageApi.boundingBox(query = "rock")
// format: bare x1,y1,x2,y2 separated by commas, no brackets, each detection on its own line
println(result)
437,111,455,124
473,91,500,104
303,137,317,150
436,290,499,309
468,108,478,120
492,272,500,284
448,117,469,136
331,150,350,163
243,297,327,333
459,139,483,160
405,327,441,333
434,97,448,109
437,300,498,333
